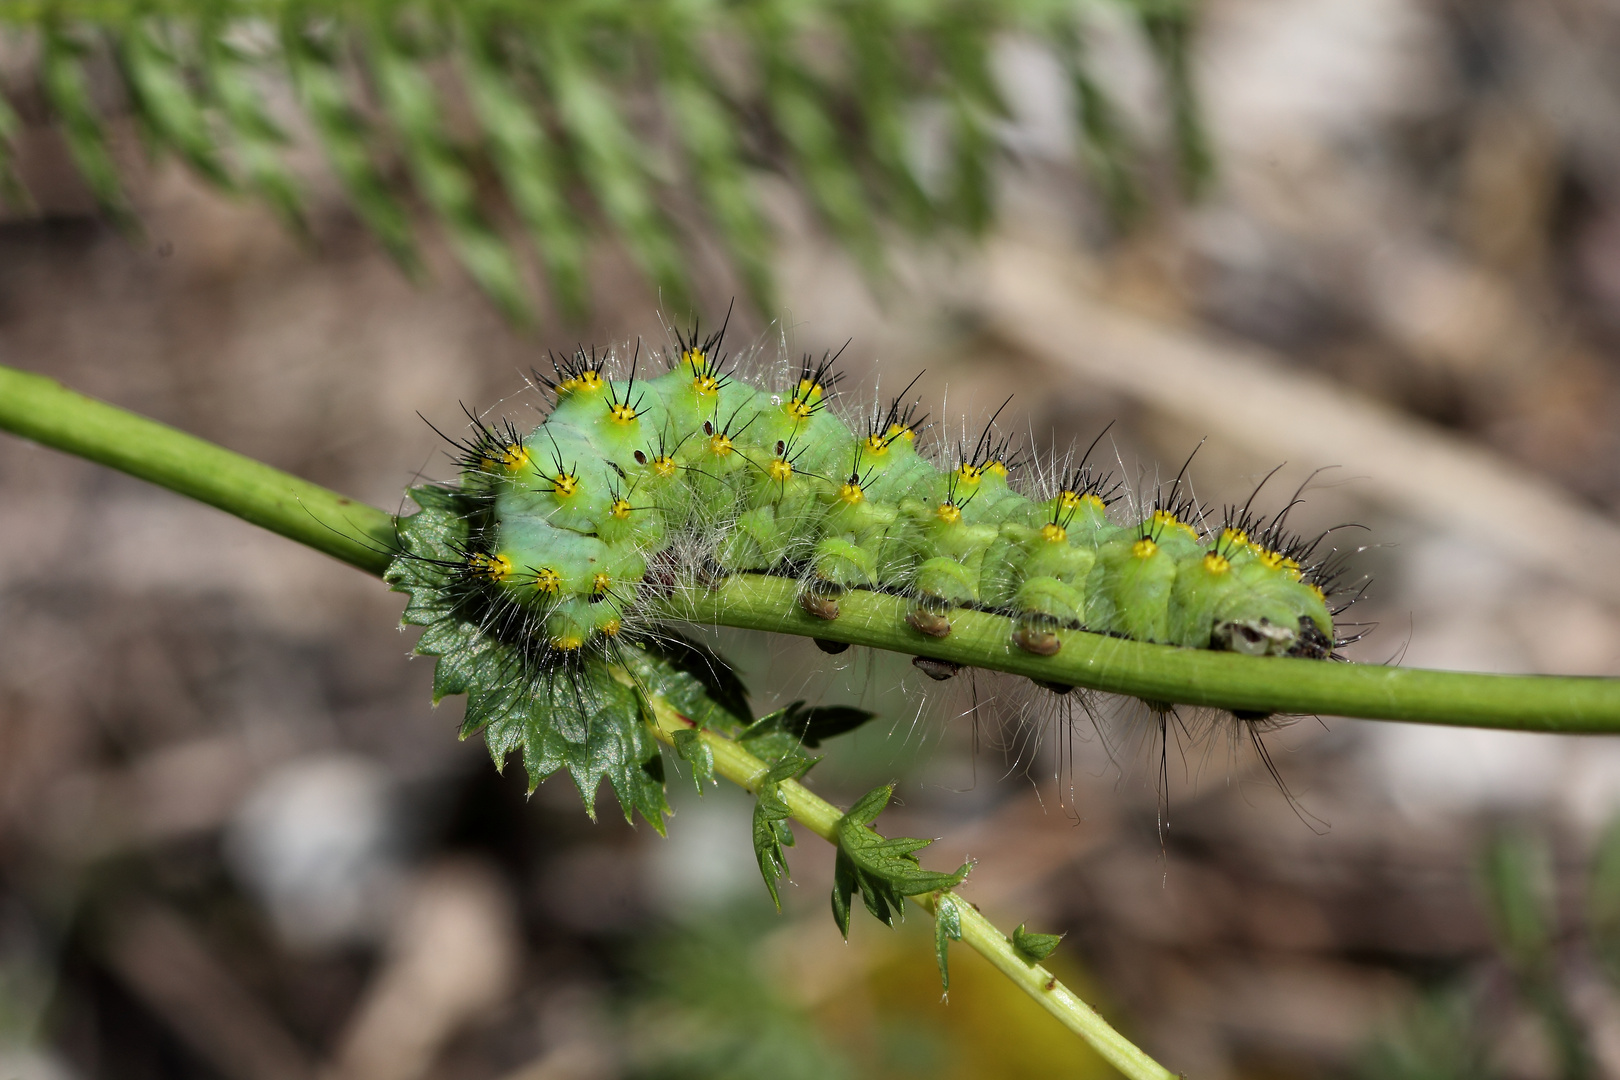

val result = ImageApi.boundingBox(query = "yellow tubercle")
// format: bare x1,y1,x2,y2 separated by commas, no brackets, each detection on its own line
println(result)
1040,523,1066,543
608,402,637,423
1202,551,1230,574
609,498,632,520
864,434,888,455
1308,583,1326,603
1132,537,1158,560
838,482,864,505
652,455,678,479
552,472,579,497
1151,509,1198,539
578,370,604,391
955,463,982,485
936,502,962,524
885,424,915,443
691,374,719,396
550,634,585,651
602,618,622,636
987,461,1008,478
708,432,733,456
468,552,513,582
533,567,561,595
591,571,612,597
785,399,814,420
768,458,794,482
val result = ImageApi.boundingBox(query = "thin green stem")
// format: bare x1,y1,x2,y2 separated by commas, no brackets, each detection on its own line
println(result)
4,361,1620,732
638,694,1177,1080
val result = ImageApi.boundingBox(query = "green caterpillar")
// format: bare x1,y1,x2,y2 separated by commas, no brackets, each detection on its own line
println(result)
408,324,1342,663
384,319,1356,816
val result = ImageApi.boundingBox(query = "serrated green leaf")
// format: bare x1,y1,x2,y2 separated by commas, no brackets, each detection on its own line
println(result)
739,699,877,765
619,633,752,732
831,784,969,937
753,755,813,909
672,728,714,792
386,493,668,831
1012,922,1063,964
934,893,963,993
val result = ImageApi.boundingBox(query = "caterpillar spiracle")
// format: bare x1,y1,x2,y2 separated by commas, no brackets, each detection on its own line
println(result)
386,317,1358,817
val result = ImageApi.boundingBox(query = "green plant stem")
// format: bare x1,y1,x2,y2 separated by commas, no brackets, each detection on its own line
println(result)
4,361,1620,732
636,691,1177,1080
0,366,398,574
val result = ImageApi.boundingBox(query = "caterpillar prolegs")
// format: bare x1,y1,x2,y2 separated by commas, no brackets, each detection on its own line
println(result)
386,318,1358,815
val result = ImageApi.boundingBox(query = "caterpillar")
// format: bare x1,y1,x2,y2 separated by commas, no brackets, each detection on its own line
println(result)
386,317,1359,817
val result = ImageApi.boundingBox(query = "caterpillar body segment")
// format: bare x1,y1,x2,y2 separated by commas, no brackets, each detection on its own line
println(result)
441,333,1349,691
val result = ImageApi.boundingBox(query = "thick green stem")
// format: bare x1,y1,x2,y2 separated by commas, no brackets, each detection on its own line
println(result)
0,366,398,575
4,361,1620,732
638,694,1177,1080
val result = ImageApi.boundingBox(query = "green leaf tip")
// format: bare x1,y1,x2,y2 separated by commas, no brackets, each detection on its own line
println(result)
1012,923,1064,964
831,784,969,938
934,894,963,995
752,756,814,910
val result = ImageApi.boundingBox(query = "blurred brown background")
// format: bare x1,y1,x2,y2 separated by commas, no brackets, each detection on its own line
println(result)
5,2,1620,1078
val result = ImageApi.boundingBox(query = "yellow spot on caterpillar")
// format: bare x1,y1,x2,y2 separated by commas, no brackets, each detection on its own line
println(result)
786,399,814,420
708,432,733,456
681,348,705,371
602,618,622,636
936,502,961,524
839,482,864,505
768,458,794,482
609,498,632,519
1132,538,1158,559
1220,527,1248,550
1308,583,1326,603
1057,490,1083,512
864,434,888,455
955,463,982,485
608,401,637,423
550,634,584,651
987,461,1008,478
482,444,528,472
591,572,612,596
578,370,604,391
1203,552,1230,574
1281,558,1302,580
1151,509,1198,539
469,552,512,581
533,567,561,594
652,455,677,478
552,472,579,497
1257,549,1301,577
692,374,720,395
797,378,821,399
1040,523,1066,543
886,424,915,443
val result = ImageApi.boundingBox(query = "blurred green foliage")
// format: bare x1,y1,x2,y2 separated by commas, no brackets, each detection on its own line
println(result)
0,0,1207,324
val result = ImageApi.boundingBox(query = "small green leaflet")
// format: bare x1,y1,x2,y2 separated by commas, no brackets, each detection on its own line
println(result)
1012,923,1064,964
753,756,814,909
934,894,963,994
739,700,877,766
672,728,715,792
831,785,970,937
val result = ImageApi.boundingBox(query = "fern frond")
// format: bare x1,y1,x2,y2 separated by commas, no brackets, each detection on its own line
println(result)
0,0,1210,323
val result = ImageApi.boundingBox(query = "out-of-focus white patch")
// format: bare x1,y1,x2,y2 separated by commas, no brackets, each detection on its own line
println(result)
648,789,759,915
226,754,405,950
